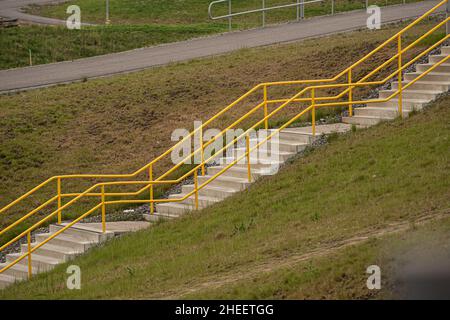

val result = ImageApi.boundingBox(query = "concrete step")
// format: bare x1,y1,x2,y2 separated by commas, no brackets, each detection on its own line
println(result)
378,89,440,100
50,224,114,243
428,54,448,64
182,184,238,200
416,63,450,73
198,175,251,190
353,106,410,118
218,158,283,175
0,274,16,289
440,46,450,55
0,262,39,280
168,193,221,208
155,202,194,215
259,129,313,144
232,147,294,162
6,253,61,272
342,115,394,126
404,71,450,82
35,232,97,251
391,80,450,92
143,212,180,222
207,165,262,180
248,138,308,153
368,98,427,110
20,242,82,261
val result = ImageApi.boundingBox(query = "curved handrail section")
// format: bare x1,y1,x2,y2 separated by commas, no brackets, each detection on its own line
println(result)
0,0,448,278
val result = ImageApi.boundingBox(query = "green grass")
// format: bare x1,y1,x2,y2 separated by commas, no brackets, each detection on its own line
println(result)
0,0,420,69
0,20,442,246
0,24,225,70
1,93,449,299
28,0,418,26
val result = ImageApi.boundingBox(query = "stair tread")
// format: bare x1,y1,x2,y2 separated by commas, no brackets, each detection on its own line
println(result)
168,193,221,202
183,184,238,193
380,89,441,94
24,242,82,254
249,137,308,146
234,147,294,155
344,115,394,120
418,63,450,66
58,223,114,235
0,262,39,274
407,71,450,75
209,165,264,174
156,202,194,208
393,80,450,85
200,174,251,183
0,273,16,283
7,252,61,264
37,232,95,244
220,157,283,164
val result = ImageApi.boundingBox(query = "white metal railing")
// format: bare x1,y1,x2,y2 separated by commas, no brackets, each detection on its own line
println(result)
208,0,408,31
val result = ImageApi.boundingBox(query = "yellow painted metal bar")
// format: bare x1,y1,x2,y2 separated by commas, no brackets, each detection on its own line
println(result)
149,164,154,214
101,185,106,233
194,171,199,210
200,126,205,176
348,68,353,117
246,134,251,182
263,85,268,130
27,231,32,279
398,34,403,118
57,177,62,224
311,88,316,136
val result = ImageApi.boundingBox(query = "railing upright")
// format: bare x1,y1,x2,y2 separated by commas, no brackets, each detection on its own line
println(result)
311,88,316,136
27,231,32,279
263,85,268,130
57,177,62,224
149,164,154,214
348,68,353,117
101,185,106,233
246,134,251,182
398,34,403,117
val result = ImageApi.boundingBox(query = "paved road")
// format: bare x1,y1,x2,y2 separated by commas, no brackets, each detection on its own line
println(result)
0,1,442,94
0,0,71,25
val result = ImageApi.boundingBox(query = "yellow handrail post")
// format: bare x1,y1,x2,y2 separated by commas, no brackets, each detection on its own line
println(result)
311,88,316,136
263,85,268,130
200,127,205,176
27,231,32,279
101,185,106,233
194,171,199,210
398,34,403,118
246,134,251,182
149,164,154,214
57,177,62,224
348,68,353,117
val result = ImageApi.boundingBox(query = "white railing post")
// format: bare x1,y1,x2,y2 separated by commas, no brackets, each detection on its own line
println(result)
262,0,266,27
228,0,232,31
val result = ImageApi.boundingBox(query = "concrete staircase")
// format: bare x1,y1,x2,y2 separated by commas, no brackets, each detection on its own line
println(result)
0,221,149,289
144,123,352,222
342,46,450,126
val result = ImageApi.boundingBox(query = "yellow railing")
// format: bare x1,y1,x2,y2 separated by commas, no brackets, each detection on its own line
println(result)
0,0,449,278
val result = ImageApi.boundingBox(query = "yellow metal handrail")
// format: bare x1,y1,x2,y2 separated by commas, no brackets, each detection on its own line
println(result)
0,0,448,279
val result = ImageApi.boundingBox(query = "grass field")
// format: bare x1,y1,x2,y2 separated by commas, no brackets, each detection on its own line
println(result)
0,0,419,69
27,0,417,26
1,93,449,299
0,19,442,243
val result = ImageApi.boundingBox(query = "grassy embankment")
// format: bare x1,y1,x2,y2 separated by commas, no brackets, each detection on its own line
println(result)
0,0,419,69
1,92,449,299
0,19,443,242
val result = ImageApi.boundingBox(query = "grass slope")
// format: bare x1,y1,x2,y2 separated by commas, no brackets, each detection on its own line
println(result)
0,24,224,70
0,20,442,242
1,94,449,299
